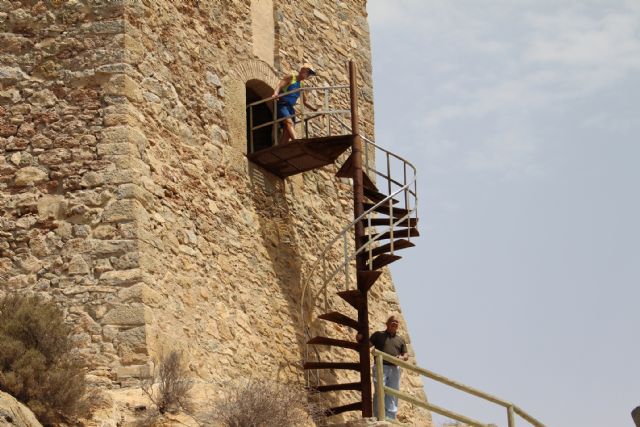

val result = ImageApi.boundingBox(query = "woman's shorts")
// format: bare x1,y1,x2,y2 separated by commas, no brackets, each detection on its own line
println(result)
277,102,296,126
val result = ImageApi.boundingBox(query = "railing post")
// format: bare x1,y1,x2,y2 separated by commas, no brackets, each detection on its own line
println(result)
507,405,516,427
272,98,278,146
386,152,392,196
390,201,394,254
375,352,385,421
322,257,328,312
386,152,393,249
249,106,254,153
300,89,305,139
367,214,373,267
404,162,408,211
324,84,330,136
344,235,350,290
364,139,370,175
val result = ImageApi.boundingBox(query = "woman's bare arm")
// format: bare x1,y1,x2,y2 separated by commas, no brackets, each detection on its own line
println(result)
272,75,293,98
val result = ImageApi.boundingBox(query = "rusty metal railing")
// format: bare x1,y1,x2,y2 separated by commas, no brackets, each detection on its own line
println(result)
247,84,351,153
374,350,545,427
298,112,418,396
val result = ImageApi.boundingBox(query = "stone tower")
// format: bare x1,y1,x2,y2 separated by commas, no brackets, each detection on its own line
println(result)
0,0,430,424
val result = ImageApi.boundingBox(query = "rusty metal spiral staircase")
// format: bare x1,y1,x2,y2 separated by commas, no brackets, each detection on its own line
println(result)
247,61,418,418
299,125,418,417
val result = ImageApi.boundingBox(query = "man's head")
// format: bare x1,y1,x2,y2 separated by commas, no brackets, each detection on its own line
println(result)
299,63,317,80
385,315,400,335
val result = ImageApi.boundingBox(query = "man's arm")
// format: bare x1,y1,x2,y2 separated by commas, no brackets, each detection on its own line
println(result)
272,75,293,98
399,340,409,361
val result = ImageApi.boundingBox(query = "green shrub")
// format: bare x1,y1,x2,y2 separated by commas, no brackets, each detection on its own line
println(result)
0,293,87,425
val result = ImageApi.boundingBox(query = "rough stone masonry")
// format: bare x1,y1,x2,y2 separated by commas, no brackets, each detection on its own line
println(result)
0,0,431,425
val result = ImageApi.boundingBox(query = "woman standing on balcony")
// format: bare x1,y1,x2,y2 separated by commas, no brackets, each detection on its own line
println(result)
271,63,318,145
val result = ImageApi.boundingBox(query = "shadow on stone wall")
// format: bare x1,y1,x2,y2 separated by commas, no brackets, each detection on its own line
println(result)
247,164,308,382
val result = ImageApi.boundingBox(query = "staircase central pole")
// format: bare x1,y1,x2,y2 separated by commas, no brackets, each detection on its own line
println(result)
349,60,373,418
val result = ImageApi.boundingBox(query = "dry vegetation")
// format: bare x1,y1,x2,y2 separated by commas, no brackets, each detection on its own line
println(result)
0,293,88,425
203,378,326,427
0,296,325,427
142,350,194,415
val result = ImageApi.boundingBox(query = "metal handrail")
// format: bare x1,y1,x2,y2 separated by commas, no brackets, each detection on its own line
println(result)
247,84,349,108
373,350,546,427
298,142,416,270
298,116,417,306
247,84,352,153
297,110,419,394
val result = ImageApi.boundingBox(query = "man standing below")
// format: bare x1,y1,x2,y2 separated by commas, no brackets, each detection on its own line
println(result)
271,63,318,145
357,315,409,421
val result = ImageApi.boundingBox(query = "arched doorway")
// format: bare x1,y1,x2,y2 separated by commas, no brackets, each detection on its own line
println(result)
246,79,276,153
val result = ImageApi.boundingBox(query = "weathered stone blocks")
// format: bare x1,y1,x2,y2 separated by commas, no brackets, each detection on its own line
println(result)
14,166,48,186
102,199,148,223
118,283,161,306
0,66,27,85
102,304,151,327
102,74,143,103
99,268,142,287
67,254,90,275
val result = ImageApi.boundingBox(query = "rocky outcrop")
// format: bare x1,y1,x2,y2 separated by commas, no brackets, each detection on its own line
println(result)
0,392,41,427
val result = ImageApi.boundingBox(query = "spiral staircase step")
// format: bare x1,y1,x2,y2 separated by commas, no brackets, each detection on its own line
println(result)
308,336,359,351
318,312,359,330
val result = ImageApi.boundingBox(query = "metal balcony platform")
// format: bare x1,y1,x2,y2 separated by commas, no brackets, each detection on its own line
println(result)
247,134,353,178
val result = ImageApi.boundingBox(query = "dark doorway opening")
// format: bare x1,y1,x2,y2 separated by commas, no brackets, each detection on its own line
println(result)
246,79,276,153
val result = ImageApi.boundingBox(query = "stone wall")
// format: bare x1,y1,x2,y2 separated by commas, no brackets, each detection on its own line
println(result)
0,0,142,383
0,0,430,425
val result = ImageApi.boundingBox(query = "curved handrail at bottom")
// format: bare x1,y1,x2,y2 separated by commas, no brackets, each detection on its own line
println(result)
373,350,545,427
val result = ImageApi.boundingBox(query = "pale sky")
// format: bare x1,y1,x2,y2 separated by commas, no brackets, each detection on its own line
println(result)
367,1,640,426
